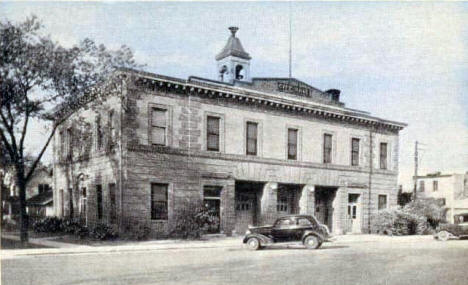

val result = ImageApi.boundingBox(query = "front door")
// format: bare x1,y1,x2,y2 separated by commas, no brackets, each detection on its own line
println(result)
235,192,256,234
203,186,222,234
348,194,361,233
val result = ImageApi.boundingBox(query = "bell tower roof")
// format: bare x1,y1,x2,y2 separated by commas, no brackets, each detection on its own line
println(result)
215,27,251,61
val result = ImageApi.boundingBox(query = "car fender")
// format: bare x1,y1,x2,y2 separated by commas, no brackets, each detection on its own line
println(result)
243,233,274,246
302,230,325,243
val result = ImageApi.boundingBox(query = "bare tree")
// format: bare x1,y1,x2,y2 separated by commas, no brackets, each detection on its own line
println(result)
0,16,138,242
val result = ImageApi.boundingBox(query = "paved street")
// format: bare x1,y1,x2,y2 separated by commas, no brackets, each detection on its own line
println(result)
2,237,468,285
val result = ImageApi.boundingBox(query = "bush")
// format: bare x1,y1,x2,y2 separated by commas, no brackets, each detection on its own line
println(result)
62,219,89,238
33,217,64,233
402,198,446,228
121,223,151,240
88,224,118,240
170,203,220,239
372,198,445,236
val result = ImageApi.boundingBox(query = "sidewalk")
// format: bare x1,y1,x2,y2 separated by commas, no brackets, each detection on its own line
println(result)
1,234,434,259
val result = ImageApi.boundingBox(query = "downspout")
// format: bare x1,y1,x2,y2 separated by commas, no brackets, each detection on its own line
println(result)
368,127,373,234
118,77,125,232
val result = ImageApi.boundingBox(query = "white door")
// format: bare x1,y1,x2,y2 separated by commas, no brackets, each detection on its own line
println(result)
348,194,361,233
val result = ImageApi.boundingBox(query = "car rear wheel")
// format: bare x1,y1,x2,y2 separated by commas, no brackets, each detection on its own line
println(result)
303,235,321,249
437,230,450,241
246,237,261,250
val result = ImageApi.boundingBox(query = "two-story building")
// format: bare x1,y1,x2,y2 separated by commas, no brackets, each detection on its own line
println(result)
415,172,468,223
53,27,406,237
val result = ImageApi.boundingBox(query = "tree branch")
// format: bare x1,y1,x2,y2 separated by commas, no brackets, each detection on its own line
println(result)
25,122,59,182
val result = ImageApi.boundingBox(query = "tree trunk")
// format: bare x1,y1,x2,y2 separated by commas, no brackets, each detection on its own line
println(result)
16,168,29,243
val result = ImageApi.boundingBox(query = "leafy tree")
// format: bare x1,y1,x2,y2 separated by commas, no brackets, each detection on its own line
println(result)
0,16,138,242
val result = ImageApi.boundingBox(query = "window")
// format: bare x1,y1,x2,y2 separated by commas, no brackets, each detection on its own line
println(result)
419,181,425,192
38,184,49,194
96,116,103,150
246,122,258,155
433,181,438,192
287,128,298,160
96,185,102,220
207,116,220,151
351,138,360,166
297,218,313,226
236,194,252,211
59,130,65,156
80,187,87,222
66,128,73,158
323,134,332,163
108,111,115,148
378,195,387,210
109,183,116,223
151,108,167,145
275,218,293,227
380,143,388,169
277,189,289,212
151,183,168,220
60,189,64,216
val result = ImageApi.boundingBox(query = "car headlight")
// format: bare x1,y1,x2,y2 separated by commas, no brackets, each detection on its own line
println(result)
245,230,251,235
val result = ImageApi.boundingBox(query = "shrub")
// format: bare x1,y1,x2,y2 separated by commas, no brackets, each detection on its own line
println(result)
62,219,89,238
121,223,151,240
33,217,64,233
170,203,220,239
89,224,118,240
402,198,446,228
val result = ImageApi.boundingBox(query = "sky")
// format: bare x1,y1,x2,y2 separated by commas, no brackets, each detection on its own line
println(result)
1,1,467,189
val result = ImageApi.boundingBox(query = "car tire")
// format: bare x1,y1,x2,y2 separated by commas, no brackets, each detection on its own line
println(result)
437,230,450,241
303,235,321,249
246,237,261,250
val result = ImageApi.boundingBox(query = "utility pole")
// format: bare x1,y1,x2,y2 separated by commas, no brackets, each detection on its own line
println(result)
413,141,418,200
288,0,292,80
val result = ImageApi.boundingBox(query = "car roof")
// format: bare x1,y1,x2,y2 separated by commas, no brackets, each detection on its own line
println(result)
277,215,313,219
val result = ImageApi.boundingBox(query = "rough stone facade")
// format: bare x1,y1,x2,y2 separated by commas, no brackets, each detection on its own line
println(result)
53,68,405,237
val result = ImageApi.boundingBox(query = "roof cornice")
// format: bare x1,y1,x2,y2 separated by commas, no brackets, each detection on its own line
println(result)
120,68,407,131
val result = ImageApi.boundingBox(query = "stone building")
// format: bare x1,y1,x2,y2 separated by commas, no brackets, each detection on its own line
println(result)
53,27,406,236
415,172,468,223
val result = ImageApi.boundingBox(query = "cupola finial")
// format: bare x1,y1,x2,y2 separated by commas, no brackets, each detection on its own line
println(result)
229,26,239,37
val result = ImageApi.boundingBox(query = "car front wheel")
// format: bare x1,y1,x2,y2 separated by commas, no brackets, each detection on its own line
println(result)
246,237,261,250
437,230,450,241
303,235,321,249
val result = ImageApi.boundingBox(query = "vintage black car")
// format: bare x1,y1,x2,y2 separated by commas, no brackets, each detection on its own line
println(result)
435,213,468,241
242,215,332,250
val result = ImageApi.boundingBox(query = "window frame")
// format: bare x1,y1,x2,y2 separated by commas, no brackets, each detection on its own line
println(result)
378,194,388,210
246,121,258,156
287,128,298,160
379,142,388,170
151,183,169,221
323,133,333,164
150,107,168,146
96,185,103,220
433,180,438,192
351,138,360,166
148,103,172,147
206,115,220,151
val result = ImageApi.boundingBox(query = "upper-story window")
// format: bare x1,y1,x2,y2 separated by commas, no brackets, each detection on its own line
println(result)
207,116,220,151
96,116,103,150
419,180,425,192
246,121,258,156
109,110,115,141
66,128,73,158
379,142,388,170
351,138,360,166
287,128,298,160
323,134,332,164
151,108,167,146
433,180,438,192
